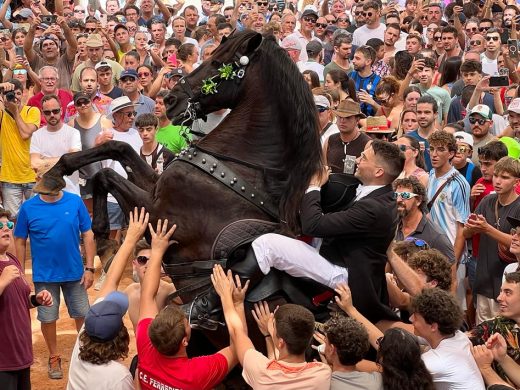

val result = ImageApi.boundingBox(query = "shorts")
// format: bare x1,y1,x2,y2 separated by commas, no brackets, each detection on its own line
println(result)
107,201,124,230
0,367,30,390
34,281,90,323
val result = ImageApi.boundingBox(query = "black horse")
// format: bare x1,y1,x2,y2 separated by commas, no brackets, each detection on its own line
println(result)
36,30,325,349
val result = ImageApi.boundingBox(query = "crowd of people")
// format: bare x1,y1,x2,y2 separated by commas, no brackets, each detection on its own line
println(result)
1,0,520,389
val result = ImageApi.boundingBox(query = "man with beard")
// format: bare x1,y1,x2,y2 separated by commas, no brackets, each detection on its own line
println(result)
408,95,439,173
285,8,319,62
394,176,455,262
507,98,520,139
352,1,385,47
383,23,401,60
347,4,365,34
323,34,353,80
351,46,381,117
481,28,501,76
468,105,497,166
501,5,519,43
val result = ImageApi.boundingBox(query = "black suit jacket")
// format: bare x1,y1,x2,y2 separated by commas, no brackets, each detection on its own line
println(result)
300,185,398,323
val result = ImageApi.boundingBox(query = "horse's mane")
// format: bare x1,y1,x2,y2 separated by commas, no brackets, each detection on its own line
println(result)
204,31,323,233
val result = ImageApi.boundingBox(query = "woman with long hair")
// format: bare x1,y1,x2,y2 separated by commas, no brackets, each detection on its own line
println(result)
324,69,357,102
431,28,445,59
439,56,462,94
395,135,428,187
403,85,422,111
398,109,419,134
178,43,198,74
374,76,404,131
303,70,320,89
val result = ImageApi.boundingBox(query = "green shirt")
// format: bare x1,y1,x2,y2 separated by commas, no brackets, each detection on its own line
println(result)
413,84,452,125
156,125,190,154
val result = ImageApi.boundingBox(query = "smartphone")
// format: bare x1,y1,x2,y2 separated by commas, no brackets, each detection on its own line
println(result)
489,75,509,87
508,39,519,59
41,14,57,25
167,54,177,66
15,46,24,58
99,13,107,27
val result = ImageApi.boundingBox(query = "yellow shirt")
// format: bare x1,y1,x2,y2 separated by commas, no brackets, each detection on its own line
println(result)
0,106,40,183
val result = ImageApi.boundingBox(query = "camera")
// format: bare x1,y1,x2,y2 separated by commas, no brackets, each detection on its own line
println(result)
0,88,16,102
41,14,57,25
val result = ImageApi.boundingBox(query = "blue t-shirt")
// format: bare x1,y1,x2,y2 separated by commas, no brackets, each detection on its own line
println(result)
349,71,381,117
407,130,432,171
14,192,91,283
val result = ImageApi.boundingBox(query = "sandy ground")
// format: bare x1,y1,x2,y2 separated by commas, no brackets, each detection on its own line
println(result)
26,255,138,390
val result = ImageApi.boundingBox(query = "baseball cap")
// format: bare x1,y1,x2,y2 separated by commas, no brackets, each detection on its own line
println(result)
332,98,366,118
314,95,330,109
453,131,474,148
85,292,129,342
306,40,322,56
85,33,103,48
469,104,492,120
73,92,91,105
15,8,34,19
325,25,338,34
507,216,520,229
95,61,112,71
109,96,140,117
120,69,139,80
165,68,186,79
281,37,301,51
508,98,520,114
114,23,128,33
301,7,318,20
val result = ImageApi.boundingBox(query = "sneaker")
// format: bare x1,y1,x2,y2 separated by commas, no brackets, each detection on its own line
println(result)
94,269,106,291
48,355,63,379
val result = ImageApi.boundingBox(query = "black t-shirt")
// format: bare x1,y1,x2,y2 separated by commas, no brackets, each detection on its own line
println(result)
326,132,371,174
105,86,124,100
457,162,482,188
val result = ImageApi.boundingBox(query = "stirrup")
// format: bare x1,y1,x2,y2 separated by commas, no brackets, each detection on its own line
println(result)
185,295,225,331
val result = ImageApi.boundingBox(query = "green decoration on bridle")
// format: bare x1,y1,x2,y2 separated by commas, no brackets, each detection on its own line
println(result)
200,63,238,95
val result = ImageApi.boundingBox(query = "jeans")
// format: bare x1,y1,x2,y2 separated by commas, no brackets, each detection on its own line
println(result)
34,281,90,323
1,182,34,218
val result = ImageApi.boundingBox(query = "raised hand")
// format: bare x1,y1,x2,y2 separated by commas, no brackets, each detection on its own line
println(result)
252,301,274,336
126,207,149,243
148,219,177,255
211,264,233,300
334,282,354,313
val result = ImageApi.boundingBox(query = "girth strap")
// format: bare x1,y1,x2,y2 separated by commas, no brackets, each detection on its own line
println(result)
162,259,227,279
174,147,279,220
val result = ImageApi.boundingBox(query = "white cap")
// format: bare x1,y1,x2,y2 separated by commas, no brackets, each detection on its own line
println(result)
469,104,492,120
314,95,330,109
454,131,474,148
508,98,520,114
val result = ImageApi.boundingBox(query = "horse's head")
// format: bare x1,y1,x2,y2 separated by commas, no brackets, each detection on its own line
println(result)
165,30,263,125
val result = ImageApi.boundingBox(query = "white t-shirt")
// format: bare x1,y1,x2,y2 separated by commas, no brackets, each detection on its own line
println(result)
67,298,134,390
30,124,82,195
102,128,143,204
352,24,386,47
421,331,485,390
320,123,339,146
481,53,498,76
503,262,520,282
298,61,325,83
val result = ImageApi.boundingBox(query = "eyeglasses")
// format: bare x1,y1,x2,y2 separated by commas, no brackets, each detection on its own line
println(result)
465,27,478,33
42,108,61,116
0,221,14,230
75,99,90,107
393,191,418,200
405,236,429,248
120,111,137,117
479,26,491,32
337,17,348,22
397,144,415,152
303,17,317,23
316,23,328,28
434,35,442,41
457,145,471,154
136,255,150,265
469,116,488,125
85,28,97,33
470,40,482,45
138,72,151,77
361,12,373,17
120,77,136,83
41,77,57,82
486,36,500,41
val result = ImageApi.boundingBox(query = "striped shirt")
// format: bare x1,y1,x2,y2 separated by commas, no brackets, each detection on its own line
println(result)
427,167,470,245
349,71,381,117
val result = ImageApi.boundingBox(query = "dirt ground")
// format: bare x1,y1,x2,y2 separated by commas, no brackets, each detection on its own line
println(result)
26,255,138,390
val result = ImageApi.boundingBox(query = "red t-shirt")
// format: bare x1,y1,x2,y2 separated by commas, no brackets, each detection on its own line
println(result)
136,318,229,390
0,253,32,370
27,89,73,126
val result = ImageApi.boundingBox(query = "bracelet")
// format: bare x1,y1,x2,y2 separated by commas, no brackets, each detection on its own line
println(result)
30,294,41,307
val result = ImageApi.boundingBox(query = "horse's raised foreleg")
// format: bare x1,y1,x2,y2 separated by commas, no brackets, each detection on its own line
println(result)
36,141,159,195
91,168,155,241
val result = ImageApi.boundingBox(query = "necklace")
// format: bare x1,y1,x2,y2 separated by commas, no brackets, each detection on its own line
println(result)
341,131,361,157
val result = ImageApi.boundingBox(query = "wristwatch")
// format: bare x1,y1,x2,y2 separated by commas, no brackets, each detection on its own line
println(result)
85,267,95,273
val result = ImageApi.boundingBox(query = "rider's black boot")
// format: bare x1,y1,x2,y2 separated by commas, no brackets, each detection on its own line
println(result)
183,247,264,330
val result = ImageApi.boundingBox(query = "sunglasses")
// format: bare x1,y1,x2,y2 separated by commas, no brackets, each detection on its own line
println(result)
13,69,27,75
337,17,348,22
486,36,499,41
42,108,61,116
397,144,415,152
316,23,328,28
0,37,8,42
75,99,90,107
120,111,137,117
74,9,85,13
85,28,97,33
138,72,151,77
303,17,317,23
469,116,488,125
377,95,392,105
257,1,268,5
434,36,441,41
421,15,428,20
354,11,362,16
465,27,478,33
457,146,471,154
128,26,137,31
470,40,482,45
405,236,429,248
393,191,418,200
361,12,373,17
479,26,491,32
327,19,336,24
120,77,136,83
136,255,150,265
0,221,14,230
